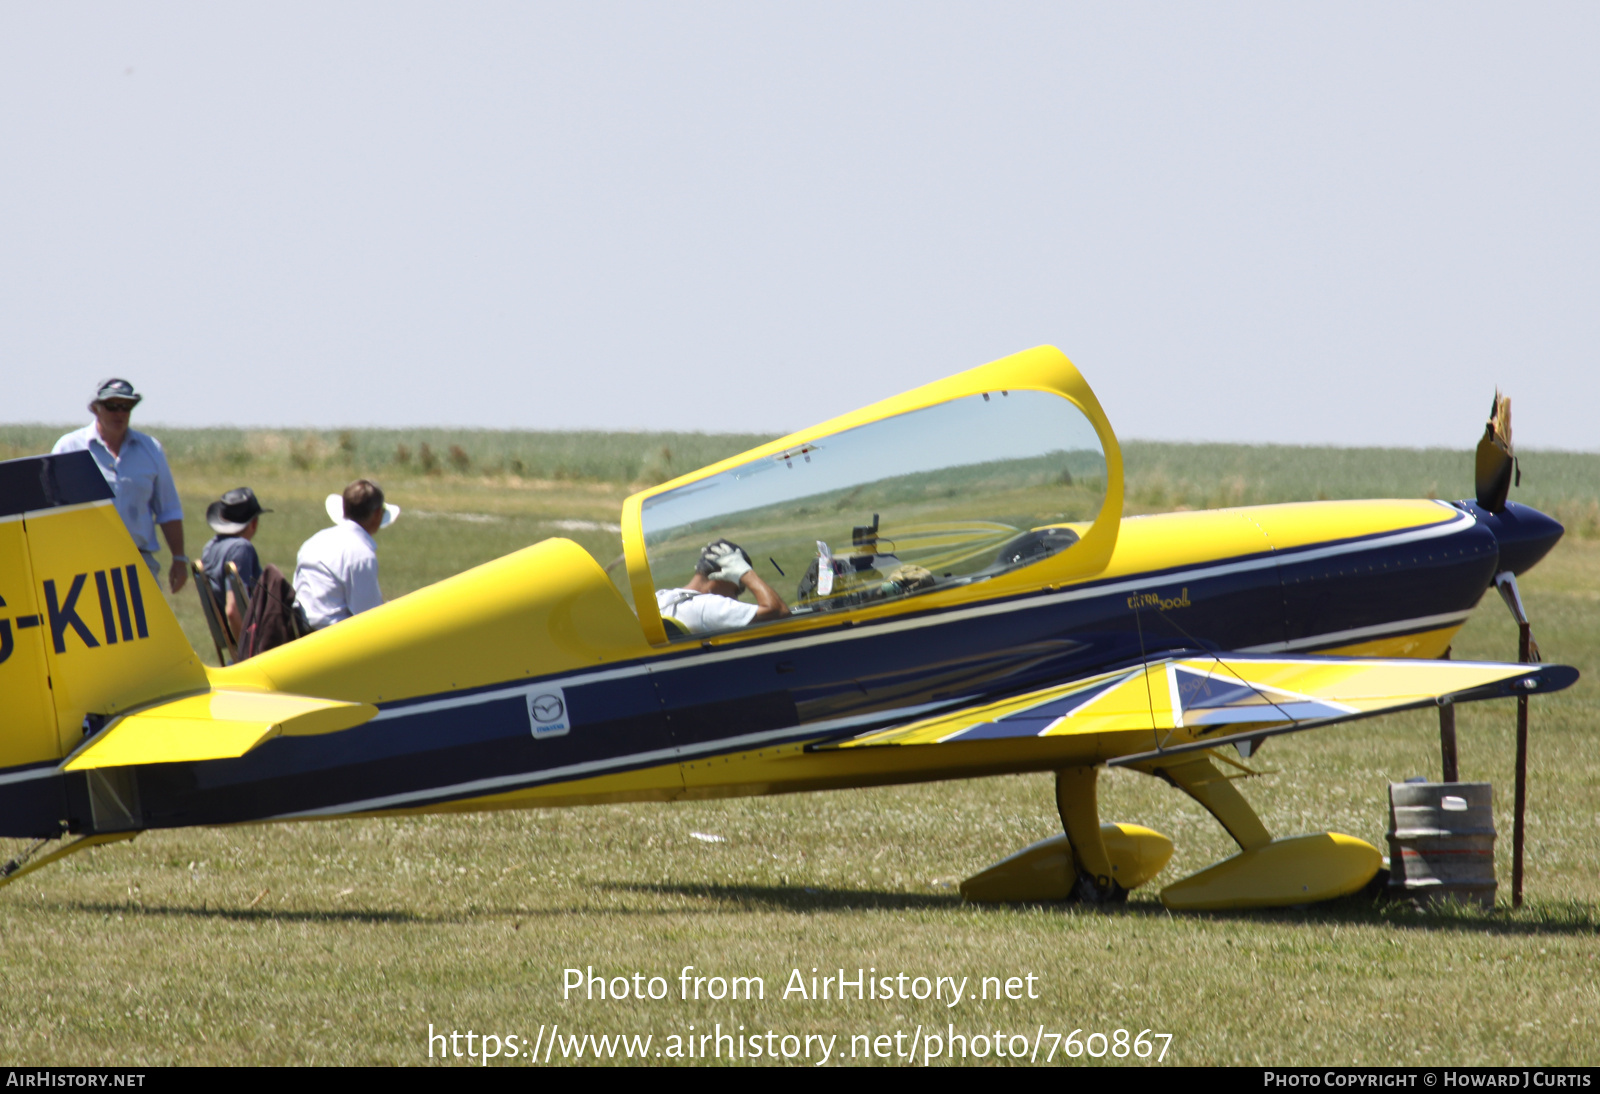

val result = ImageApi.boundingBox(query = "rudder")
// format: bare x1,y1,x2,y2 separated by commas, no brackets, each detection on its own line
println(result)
0,452,206,775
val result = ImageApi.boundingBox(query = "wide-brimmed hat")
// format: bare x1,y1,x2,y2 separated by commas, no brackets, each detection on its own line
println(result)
206,487,272,534
90,378,143,412
325,494,401,529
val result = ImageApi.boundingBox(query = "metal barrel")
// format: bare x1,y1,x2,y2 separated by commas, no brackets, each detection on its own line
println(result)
1387,782,1496,909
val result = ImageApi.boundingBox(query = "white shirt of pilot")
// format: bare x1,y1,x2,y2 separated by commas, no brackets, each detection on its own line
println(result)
655,587,758,634
293,520,383,629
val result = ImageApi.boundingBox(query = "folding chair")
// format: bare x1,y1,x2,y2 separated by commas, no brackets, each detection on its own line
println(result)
225,561,252,622
191,560,236,665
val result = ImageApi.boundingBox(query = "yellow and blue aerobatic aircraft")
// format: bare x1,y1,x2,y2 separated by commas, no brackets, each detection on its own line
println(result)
0,347,1577,909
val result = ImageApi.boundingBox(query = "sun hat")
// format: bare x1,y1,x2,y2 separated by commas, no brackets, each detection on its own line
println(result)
205,487,272,534
90,378,143,412
324,494,400,529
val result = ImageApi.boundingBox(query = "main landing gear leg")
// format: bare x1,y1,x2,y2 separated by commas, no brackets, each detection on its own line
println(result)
960,773,1173,903
1056,766,1128,904
1152,756,1272,851
1150,756,1383,911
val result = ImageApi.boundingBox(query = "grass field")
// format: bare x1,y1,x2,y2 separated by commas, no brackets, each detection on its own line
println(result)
0,425,1596,1066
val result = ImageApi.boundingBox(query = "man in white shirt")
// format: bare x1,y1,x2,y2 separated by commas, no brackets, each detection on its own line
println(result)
655,539,789,635
52,378,189,591
293,480,400,630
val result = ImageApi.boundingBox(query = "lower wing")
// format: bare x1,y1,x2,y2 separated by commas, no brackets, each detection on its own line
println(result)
816,652,1578,766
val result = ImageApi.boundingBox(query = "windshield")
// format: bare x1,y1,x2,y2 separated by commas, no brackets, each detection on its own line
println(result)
641,390,1107,635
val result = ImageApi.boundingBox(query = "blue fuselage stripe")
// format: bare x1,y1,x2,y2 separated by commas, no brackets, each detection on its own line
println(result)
25,508,1497,831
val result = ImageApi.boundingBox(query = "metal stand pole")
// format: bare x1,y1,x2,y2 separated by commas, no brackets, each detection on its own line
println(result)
1439,647,1459,782
1513,621,1531,909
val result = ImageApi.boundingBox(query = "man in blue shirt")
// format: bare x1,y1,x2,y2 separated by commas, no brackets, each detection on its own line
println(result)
52,378,189,592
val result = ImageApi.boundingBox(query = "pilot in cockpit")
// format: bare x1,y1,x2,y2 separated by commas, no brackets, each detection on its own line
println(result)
656,539,790,635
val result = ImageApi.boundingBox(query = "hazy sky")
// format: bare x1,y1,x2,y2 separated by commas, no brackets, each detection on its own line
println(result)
3,4,1596,450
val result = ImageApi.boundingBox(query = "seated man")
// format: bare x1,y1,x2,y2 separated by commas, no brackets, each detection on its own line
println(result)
656,539,789,635
200,487,271,639
293,480,399,630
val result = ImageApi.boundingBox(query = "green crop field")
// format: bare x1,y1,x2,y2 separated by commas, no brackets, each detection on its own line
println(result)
0,425,1596,1066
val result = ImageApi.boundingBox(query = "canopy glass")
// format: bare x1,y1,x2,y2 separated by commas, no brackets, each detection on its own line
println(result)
640,390,1108,636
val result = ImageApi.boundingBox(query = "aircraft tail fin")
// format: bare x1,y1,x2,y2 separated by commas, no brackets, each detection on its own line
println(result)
0,452,207,773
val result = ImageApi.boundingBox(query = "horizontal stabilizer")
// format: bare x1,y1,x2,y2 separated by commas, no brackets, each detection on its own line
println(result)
818,654,1578,756
63,690,378,771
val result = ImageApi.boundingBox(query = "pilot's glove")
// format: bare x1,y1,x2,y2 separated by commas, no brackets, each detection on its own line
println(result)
708,542,752,585
888,564,936,591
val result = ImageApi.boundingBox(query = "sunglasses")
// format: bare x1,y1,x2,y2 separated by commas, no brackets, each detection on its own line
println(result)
100,402,136,413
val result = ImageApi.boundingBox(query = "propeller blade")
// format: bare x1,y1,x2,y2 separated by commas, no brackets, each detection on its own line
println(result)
1475,389,1515,513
